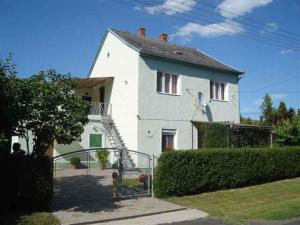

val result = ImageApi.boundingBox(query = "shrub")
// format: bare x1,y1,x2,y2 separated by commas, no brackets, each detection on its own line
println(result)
154,147,300,198
96,149,109,167
70,156,80,168
275,117,300,146
0,155,53,212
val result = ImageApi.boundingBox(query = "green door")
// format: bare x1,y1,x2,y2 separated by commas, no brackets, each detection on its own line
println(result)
89,134,102,148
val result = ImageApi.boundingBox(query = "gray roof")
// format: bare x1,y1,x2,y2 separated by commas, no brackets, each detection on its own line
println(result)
110,28,243,75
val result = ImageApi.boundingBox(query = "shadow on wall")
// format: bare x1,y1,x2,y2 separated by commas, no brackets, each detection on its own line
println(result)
205,105,213,122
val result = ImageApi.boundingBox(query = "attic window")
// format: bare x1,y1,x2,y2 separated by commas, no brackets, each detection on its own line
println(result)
172,50,183,55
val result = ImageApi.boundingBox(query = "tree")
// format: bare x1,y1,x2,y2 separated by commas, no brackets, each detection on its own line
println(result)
0,56,29,155
23,70,90,156
287,107,296,121
275,101,289,124
1,57,90,157
275,117,300,146
260,94,274,126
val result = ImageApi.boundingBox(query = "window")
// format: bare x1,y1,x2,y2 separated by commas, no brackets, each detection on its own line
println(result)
156,71,179,95
89,134,102,148
162,129,176,152
210,80,227,101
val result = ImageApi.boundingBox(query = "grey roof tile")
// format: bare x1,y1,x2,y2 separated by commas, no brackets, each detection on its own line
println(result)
110,28,244,75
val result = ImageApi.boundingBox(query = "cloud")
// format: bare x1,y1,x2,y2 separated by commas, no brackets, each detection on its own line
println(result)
171,20,244,40
143,0,197,16
260,22,278,34
171,0,273,41
270,93,287,100
254,93,287,105
254,99,263,105
217,0,273,19
278,49,293,55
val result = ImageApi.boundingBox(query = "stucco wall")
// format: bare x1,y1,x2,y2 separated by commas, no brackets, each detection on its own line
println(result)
137,55,240,157
89,31,139,159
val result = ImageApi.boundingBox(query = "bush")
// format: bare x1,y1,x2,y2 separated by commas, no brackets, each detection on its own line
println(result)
153,147,300,198
275,117,300,146
96,149,109,167
70,156,80,168
0,155,53,212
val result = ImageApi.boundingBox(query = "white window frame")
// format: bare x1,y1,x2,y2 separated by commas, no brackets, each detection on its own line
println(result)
161,129,177,151
156,71,181,95
210,80,228,101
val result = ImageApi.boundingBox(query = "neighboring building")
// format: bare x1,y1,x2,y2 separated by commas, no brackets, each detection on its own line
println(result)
14,27,244,167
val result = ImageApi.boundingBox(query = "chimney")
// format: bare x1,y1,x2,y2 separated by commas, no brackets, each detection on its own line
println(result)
159,33,168,42
138,27,146,37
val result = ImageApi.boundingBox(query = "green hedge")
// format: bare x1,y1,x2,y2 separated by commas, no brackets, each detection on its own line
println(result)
153,147,300,198
0,155,53,212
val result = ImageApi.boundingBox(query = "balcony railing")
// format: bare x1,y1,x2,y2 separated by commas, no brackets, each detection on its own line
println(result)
89,102,112,117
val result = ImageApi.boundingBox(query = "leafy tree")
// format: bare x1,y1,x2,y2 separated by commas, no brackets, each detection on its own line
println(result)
287,107,296,121
0,56,30,155
275,117,300,146
23,70,90,156
275,101,289,124
1,57,90,157
260,94,274,126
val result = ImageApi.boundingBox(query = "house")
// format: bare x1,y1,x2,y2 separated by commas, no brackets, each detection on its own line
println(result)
15,27,244,167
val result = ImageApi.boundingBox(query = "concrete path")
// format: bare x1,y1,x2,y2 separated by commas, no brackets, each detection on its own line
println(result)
52,197,207,225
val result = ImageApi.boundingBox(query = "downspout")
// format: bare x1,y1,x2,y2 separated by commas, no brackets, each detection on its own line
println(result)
191,121,194,149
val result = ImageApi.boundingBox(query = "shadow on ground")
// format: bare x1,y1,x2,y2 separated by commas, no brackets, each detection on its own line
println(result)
52,173,122,213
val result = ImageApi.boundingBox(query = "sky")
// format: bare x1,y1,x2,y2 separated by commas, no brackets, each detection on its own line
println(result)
0,0,299,119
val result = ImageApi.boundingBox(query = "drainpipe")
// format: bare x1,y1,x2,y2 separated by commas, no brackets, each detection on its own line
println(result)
191,121,194,149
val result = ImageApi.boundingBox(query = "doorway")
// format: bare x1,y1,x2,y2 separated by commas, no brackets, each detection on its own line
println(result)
99,86,105,115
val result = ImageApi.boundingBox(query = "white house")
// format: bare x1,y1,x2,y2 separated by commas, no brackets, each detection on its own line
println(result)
16,27,244,167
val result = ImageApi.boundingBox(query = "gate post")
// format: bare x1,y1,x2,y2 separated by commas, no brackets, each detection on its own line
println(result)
118,149,123,182
151,155,154,197
148,156,151,196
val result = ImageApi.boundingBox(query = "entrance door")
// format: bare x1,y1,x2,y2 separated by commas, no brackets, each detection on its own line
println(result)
99,86,105,115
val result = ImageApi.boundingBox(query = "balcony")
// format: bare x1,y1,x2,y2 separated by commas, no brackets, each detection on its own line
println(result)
89,101,112,117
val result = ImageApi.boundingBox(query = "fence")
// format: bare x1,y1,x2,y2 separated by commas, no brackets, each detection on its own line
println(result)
53,148,152,205
195,122,273,148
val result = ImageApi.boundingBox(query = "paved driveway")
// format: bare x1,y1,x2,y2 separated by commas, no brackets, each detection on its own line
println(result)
52,197,207,225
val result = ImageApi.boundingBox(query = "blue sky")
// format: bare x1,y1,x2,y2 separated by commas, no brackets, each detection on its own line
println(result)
0,0,299,119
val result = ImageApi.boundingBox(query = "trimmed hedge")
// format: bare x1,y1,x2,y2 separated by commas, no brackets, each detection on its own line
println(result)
153,147,300,198
0,155,53,212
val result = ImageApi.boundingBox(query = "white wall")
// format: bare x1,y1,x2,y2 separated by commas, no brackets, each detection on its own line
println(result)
89,31,140,161
137,56,240,157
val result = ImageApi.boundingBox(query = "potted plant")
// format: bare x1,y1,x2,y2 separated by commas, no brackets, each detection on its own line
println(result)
96,149,109,169
70,156,81,169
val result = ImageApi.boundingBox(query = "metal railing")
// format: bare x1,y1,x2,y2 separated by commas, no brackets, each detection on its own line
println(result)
89,102,112,116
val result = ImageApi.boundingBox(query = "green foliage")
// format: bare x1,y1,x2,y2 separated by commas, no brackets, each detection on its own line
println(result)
0,56,90,156
197,123,228,147
275,117,300,146
96,149,109,166
240,116,260,125
260,94,274,126
70,156,81,167
24,70,90,156
196,122,271,148
0,155,53,212
153,147,300,198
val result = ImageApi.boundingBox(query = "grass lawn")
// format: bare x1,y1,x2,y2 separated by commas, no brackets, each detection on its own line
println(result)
0,212,60,225
166,178,300,222
122,178,141,189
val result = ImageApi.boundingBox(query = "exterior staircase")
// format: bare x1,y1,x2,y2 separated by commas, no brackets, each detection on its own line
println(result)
101,116,135,168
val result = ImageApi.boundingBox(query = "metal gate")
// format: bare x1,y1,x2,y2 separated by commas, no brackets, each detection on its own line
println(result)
53,148,152,205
